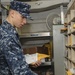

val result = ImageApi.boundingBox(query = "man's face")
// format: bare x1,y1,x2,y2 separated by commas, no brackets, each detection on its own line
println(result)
13,10,27,28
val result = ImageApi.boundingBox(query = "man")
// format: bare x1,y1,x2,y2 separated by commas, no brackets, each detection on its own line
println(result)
0,1,41,75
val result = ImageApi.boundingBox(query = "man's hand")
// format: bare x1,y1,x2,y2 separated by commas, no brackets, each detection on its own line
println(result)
31,60,41,68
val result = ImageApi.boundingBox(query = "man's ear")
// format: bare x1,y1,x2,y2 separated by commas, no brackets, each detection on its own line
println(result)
10,10,15,18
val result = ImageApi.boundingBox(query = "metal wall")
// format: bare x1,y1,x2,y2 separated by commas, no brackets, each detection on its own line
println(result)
53,25,65,75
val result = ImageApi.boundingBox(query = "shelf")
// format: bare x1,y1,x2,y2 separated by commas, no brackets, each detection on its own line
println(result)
71,45,75,49
71,30,75,35
65,45,71,48
65,0,75,17
71,17,75,22
64,33,68,36
67,17,75,25
40,61,51,66
68,33,71,35
64,1,75,70
65,57,75,64
65,45,75,49
19,32,51,38
65,44,68,48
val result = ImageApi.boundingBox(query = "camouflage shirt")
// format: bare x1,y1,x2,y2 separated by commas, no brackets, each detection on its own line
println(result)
0,20,37,75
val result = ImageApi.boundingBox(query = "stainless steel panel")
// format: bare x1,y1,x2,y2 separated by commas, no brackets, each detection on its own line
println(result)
20,32,50,38
53,25,65,75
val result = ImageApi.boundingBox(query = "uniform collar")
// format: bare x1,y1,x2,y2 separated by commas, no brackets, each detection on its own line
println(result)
2,20,18,35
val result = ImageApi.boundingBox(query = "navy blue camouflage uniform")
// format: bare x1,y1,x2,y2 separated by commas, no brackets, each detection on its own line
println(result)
0,1,37,75
0,20,37,75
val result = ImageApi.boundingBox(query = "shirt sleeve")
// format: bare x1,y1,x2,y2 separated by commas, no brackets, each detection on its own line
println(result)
3,36,38,75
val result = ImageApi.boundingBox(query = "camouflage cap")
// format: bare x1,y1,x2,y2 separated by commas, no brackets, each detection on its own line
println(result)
10,1,33,20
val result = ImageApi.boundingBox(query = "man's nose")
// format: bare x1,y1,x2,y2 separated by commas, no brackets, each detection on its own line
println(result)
23,18,26,25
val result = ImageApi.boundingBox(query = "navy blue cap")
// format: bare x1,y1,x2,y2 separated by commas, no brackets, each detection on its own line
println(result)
10,1,33,20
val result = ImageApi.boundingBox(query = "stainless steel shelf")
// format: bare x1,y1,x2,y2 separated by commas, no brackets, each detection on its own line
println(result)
19,32,51,38
40,61,51,66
